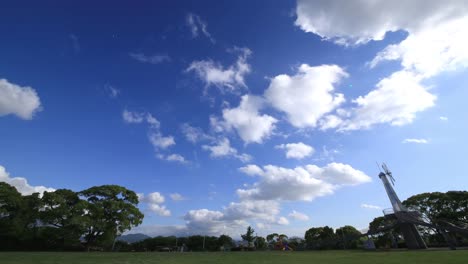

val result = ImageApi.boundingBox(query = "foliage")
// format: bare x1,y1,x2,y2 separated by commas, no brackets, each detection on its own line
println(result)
0,182,144,251
241,226,255,247
335,225,363,249
79,185,144,250
304,226,337,249
403,191,468,246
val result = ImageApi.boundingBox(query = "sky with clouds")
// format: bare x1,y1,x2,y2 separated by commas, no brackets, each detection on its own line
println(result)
1,0,467,238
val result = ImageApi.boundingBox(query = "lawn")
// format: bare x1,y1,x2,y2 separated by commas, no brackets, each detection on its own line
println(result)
1,250,467,264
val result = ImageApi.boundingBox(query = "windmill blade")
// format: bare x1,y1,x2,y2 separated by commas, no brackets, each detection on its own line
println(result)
382,163,390,174
382,162,396,185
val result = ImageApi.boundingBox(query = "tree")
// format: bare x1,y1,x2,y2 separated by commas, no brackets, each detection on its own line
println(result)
304,226,337,249
0,182,24,249
403,191,468,246
368,216,399,248
40,189,87,249
266,233,279,249
403,191,468,224
218,234,234,249
335,225,362,249
241,226,255,247
79,185,144,250
255,236,267,250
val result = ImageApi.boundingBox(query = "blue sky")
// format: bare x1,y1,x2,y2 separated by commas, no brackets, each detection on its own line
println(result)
1,0,468,238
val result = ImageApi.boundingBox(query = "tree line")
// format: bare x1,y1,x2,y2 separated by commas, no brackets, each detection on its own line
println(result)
0,182,143,251
1,180,466,251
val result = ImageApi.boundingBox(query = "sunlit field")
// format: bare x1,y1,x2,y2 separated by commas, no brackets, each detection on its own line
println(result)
1,250,467,264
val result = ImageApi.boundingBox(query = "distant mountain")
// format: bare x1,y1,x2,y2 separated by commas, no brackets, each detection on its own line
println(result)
117,233,151,243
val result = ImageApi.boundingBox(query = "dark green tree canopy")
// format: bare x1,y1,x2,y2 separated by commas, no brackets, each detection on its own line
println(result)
241,226,255,246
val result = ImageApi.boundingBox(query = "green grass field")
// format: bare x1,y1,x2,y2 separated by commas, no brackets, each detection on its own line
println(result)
1,250,467,264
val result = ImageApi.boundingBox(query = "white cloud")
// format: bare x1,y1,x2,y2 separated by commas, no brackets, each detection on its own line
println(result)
186,13,215,43
183,200,285,235
0,165,55,196
295,1,468,131
139,192,171,217
122,110,146,124
402,138,429,144
170,193,186,201
361,203,382,210
223,200,280,223
275,142,314,159
288,210,309,221
186,48,251,93
264,64,347,128
184,209,232,235
238,164,263,177
122,110,160,127
202,137,251,162
338,71,436,131
370,17,468,78
439,116,448,121
277,217,289,225
149,132,175,149
220,95,277,144
295,0,468,45
148,204,171,217
0,79,41,120
181,123,213,143
166,154,187,162
237,162,371,201
140,192,165,204
129,53,170,64
104,84,120,98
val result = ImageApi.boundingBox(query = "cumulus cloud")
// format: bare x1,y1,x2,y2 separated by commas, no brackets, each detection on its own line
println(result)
166,154,187,162
440,116,448,121
202,137,251,162
170,193,186,201
149,132,175,149
129,53,171,64
0,165,55,196
184,209,230,235
238,164,264,177
294,1,468,131
336,71,436,131
275,142,314,159
0,79,42,120
277,217,289,225
223,200,280,223
123,110,180,161
186,13,215,43
264,64,347,128
361,203,382,210
288,210,309,221
220,95,277,144
139,192,171,217
186,48,251,93
237,162,371,201
183,200,285,235
180,123,213,143
402,138,429,144
295,0,468,45
148,204,171,217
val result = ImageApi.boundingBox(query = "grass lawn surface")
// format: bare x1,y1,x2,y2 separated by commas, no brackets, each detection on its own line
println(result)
1,250,467,264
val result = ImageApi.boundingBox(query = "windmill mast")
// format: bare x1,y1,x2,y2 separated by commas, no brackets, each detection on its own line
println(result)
377,163,427,249
378,163,405,212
